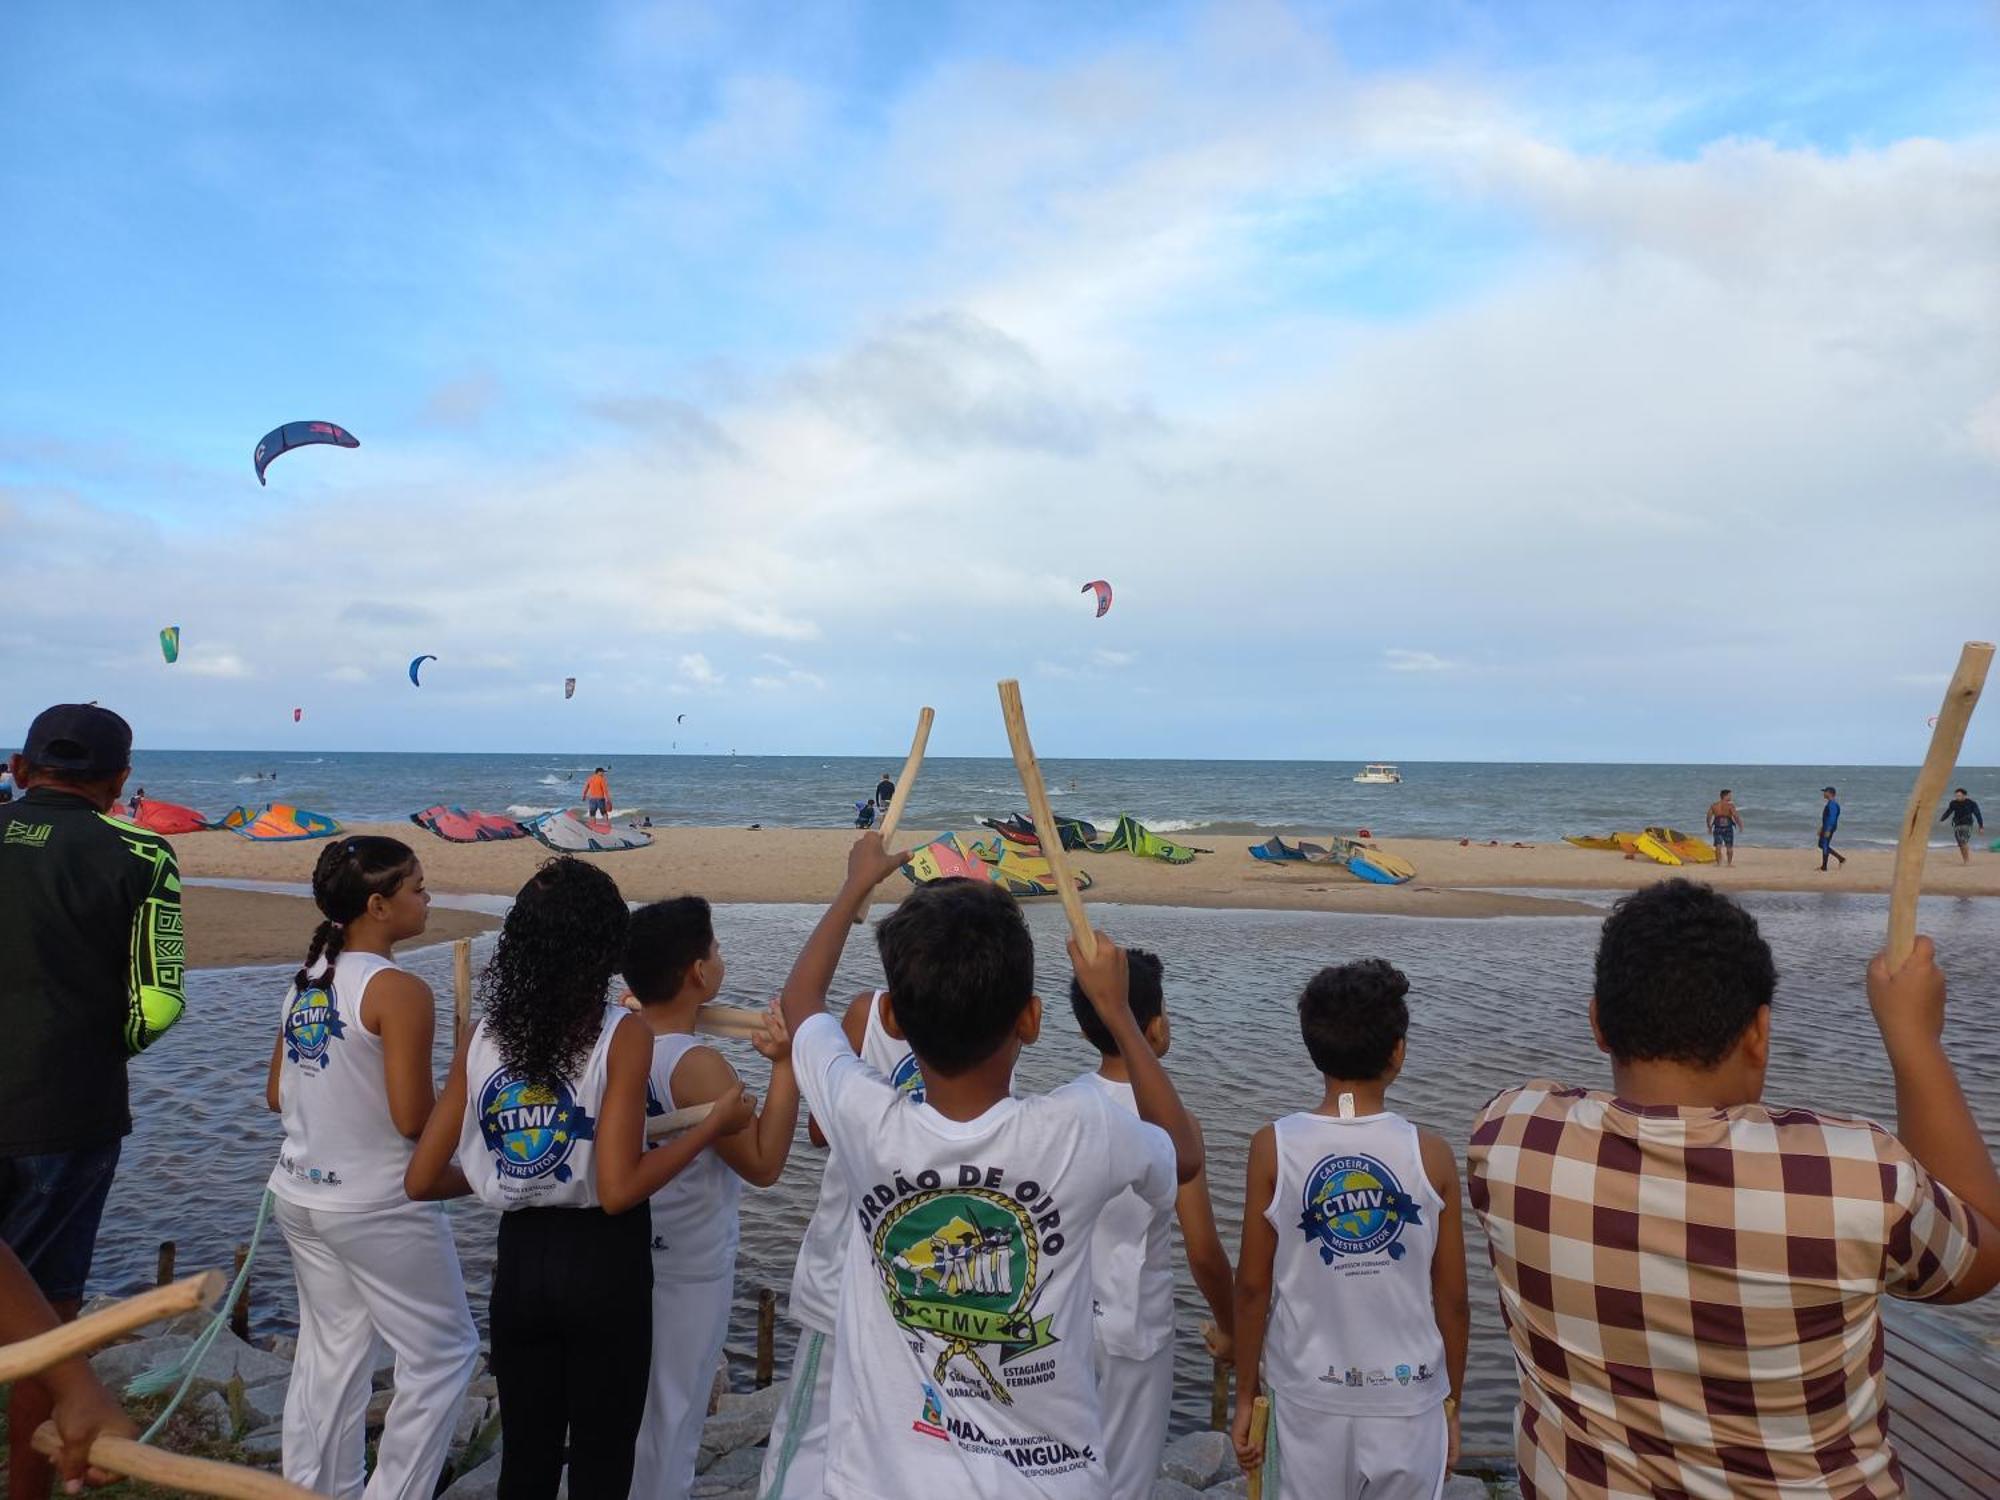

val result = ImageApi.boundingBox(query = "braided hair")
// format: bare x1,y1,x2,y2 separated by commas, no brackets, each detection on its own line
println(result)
293,836,420,995
481,857,629,1091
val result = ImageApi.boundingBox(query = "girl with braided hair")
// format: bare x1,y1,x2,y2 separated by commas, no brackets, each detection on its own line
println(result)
263,835,479,1500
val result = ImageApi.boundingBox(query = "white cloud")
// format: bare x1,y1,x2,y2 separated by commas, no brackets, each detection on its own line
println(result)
676,653,723,687
181,650,252,679
1091,649,1136,668
751,654,825,691
326,665,369,684
1384,649,1454,673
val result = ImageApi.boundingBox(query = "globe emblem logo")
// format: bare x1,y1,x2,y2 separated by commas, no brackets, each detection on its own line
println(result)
889,1052,927,1102
1299,1153,1423,1264
477,1070,594,1183
283,985,345,1069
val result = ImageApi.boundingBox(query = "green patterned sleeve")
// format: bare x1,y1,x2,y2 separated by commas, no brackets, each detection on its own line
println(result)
122,829,186,1053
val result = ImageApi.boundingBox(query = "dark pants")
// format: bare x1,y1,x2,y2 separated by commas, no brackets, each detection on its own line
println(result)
1819,834,1841,868
0,1141,121,1301
490,1204,652,1500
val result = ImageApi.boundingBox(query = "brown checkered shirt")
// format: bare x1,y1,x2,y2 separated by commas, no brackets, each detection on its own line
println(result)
1468,1081,1982,1499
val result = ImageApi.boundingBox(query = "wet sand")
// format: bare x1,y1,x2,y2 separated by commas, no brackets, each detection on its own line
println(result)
184,884,497,969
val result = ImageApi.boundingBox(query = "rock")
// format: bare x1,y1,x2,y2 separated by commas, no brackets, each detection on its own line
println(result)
467,1375,500,1400
365,1387,393,1427
1159,1429,1238,1489
262,1334,298,1361
451,1394,491,1450
1151,1480,1204,1500
714,1383,784,1418
1205,1480,1251,1499
1442,1478,1491,1500
235,1376,290,1433
239,1422,284,1462
696,1386,781,1468
89,1328,294,1392
690,1477,741,1498
438,1453,502,1499
189,1388,232,1439
703,1445,765,1481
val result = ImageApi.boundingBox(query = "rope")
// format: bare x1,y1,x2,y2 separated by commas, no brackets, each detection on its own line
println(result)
128,1190,276,1444
759,1329,824,1498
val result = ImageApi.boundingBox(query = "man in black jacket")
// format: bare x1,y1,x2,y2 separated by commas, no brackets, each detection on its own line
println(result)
1940,787,1985,865
1,703,185,1498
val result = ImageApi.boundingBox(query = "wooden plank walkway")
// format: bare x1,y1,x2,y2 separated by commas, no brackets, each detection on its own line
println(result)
1883,1301,2000,1498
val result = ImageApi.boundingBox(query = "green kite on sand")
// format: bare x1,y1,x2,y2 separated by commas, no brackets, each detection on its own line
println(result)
1088,814,1211,865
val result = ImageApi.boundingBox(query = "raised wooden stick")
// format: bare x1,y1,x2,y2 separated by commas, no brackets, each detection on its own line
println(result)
0,1272,223,1385
855,706,935,923
646,1102,717,1139
693,1004,767,1040
1889,641,1994,966
452,939,473,1048
1246,1394,1270,1500
32,1424,326,1499
997,680,1094,956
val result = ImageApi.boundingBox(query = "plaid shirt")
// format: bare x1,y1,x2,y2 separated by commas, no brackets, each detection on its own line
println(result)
1468,1081,1982,1499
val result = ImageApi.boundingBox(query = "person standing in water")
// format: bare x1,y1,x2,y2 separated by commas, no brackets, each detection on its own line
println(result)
874,772,894,810
584,767,613,819
1705,791,1742,867
1817,786,1845,870
1939,788,1984,864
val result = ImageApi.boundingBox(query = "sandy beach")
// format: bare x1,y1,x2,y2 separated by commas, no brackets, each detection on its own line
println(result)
171,825,2000,951
184,884,498,969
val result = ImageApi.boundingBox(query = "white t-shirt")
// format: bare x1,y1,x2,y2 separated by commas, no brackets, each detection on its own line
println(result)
1262,1109,1447,1415
269,950,415,1212
645,1032,743,1283
788,993,921,1335
1077,1072,1176,1360
458,1003,622,1212
792,1010,1177,1498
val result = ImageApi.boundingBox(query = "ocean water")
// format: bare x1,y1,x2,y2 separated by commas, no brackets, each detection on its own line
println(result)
92,889,2000,1456
120,749,1999,847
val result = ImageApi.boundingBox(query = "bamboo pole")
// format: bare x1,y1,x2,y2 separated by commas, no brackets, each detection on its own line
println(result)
452,939,473,1048
32,1425,327,1499
0,1273,223,1385
854,706,934,923
645,1102,716,1139
996,680,1094,956
1889,641,1994,966
1246,1394,1270,1500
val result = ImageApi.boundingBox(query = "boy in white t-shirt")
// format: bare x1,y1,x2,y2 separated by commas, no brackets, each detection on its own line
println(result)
1232,958,1470,1500
621,896,799,1500
1069,948,1235,1500
778,835,1205,1499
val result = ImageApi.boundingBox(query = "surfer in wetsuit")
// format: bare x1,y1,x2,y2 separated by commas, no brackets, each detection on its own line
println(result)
1706,791,1741,867
1817,786,1845,870
1939,788,1984,864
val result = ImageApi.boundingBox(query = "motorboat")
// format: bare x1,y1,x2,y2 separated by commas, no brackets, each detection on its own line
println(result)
1353,763,1402,784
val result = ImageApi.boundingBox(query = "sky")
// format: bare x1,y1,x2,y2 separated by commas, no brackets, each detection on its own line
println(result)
3,1,1997,763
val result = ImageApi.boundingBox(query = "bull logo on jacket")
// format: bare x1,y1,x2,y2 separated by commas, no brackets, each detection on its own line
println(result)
476,1070,595,1183
1300,1153,1422,1264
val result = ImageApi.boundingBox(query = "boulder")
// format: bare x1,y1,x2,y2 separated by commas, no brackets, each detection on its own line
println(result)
238,1422,284,1463
1159,1429,1239,1489
1151,1480,1205,1500
234,1376,290,1433
90,1328,293,1393
438,1453,502,1499
703,1445,765,1482
696,1389,781,1469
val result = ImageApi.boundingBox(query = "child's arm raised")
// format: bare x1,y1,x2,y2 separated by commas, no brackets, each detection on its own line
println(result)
405,1030,473,1201
671,1006,800,1188
1231,1124,1278,1473
806,991,880,1150
1068,932,1203,1183
597,1015,753,1215
1174,1143,1235,1357
1420,1128,1469,1474
778,835,909,1040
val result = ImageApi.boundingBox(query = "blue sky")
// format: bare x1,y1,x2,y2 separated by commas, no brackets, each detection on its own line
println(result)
4,1,1997,762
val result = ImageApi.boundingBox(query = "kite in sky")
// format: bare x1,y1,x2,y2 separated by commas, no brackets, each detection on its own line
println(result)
293,707,303,723
159,626,180,664
564,677,576,700
254,421,359,485
409,654,436,687
1081,579,1113,617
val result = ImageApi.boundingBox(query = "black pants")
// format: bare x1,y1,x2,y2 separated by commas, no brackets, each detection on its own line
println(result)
490,1204,652,1500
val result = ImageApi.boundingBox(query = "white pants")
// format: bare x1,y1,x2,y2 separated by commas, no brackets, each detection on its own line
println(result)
1095,1341,1174,1500
1268,1393,1447,1500
274,1196,479,1500
757,1328,834,1499
628,1269,735,1500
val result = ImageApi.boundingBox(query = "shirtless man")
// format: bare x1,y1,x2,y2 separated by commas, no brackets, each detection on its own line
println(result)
1706,790,1743,867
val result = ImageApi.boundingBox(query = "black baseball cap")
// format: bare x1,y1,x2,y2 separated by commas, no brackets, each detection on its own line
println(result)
1822,785,1837,795
22,704,133,773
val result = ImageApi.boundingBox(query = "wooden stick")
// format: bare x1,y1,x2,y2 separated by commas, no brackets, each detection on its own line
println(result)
32,1424,327,1499
693,1003,766,1040
645,1101,716,1139
0,1273,224,1384
1889,641,1994,965
1246,1394,1271,1500
855,706,935,923
452,939,473,1048
996,680,1094,956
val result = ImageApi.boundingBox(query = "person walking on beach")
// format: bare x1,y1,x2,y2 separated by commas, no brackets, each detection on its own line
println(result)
584,766,613,818
1705,790,1741,867
1940,787,1984,864
1817,784,1845,869
265,835,479,1500
0,703,186,1500
874,771,894,810
1468,881,2000,1498
1233,959,1468,1499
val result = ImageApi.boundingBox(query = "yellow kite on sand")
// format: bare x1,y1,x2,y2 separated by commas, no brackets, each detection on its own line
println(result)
1564,828,1718,867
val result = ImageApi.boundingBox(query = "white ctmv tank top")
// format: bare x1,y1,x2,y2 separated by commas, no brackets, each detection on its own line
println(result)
644,1032,743,1282
1082,1072,1177,1359
786,993,922,1334
459,1002,622,1212
1262,1109,1448,1415
269,950,419,1212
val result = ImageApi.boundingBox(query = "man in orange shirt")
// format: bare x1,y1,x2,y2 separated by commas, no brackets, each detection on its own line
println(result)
583,767,612,819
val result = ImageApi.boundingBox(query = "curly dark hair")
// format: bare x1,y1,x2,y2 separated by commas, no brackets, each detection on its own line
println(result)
877,878,1034,1077
481,857,630,1090
1594,879,1776,1067
294,836,419,994
1298,958,1410,1081
1070,948,1163,1056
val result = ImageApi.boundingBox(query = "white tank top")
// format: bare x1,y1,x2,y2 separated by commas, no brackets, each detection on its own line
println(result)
644,1033,743,1282
786,994,920,1334
1262,1109,1448,1414
1081,1072,1177,1358
269,950,418,1212
459,1002,622,1212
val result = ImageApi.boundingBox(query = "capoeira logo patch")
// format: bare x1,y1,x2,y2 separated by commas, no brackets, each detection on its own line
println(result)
1299,1153,1423,1264
476,1070,596,1183
889,1052,927,1102
872,1187,1054,1405
283,985,346,1068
